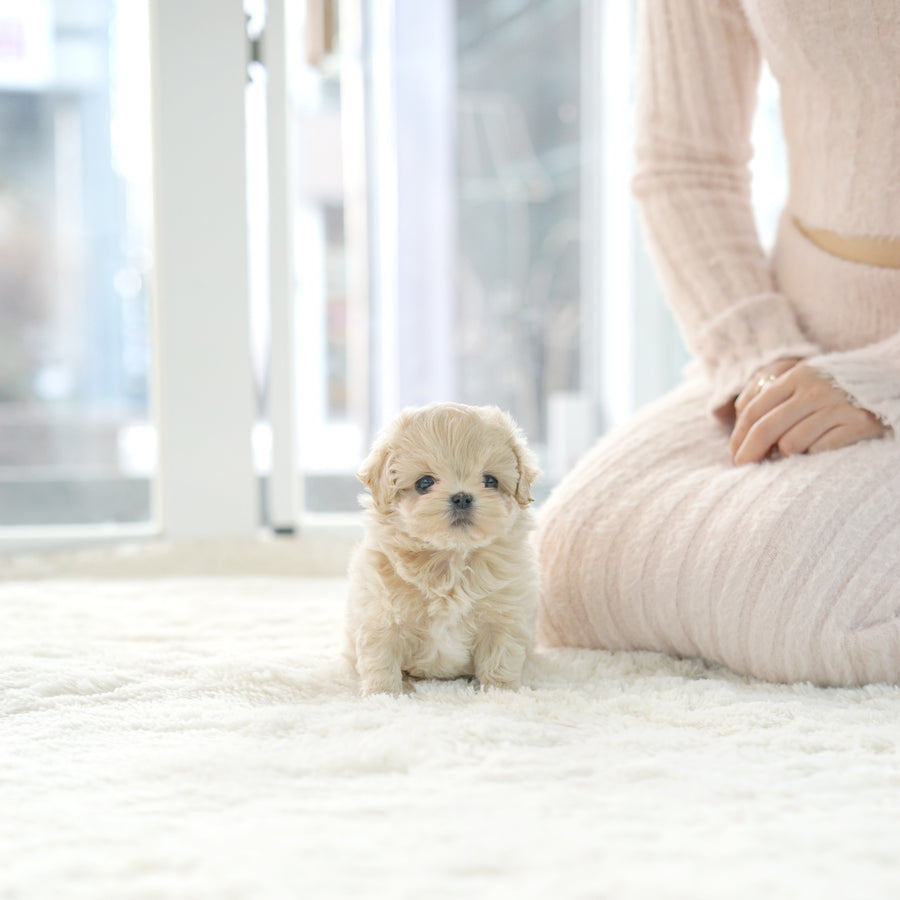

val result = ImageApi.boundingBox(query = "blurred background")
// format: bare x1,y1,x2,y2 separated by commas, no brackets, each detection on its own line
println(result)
0,0,785,545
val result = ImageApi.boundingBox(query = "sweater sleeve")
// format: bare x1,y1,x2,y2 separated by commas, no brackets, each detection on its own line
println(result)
631,0,820,416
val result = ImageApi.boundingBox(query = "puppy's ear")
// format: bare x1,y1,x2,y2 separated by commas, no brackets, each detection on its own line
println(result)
501,412,540,507
356,437,395,511
512,440,541,507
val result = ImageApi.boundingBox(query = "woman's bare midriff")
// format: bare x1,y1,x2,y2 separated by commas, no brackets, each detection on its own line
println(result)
794,217,900,268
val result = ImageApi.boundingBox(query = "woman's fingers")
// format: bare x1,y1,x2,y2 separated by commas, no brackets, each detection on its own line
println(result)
804,408,886,455
732,389,814,464
733,357,801,418
772,407,844,458
730,375,798,462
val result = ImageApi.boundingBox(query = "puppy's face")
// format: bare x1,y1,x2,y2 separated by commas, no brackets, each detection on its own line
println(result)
358,403,540,551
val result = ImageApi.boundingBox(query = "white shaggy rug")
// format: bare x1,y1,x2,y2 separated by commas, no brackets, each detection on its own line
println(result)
3,568,900,899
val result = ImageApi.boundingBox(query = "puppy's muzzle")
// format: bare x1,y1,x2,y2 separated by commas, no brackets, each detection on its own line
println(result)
449,492,474,526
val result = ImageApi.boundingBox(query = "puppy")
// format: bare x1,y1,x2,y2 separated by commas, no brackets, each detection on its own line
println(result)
345,402,540,696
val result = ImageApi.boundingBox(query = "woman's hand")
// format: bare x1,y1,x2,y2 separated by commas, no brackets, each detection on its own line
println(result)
730,359,887,465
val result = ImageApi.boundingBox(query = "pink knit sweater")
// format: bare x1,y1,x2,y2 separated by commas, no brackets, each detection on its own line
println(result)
632,0,900,424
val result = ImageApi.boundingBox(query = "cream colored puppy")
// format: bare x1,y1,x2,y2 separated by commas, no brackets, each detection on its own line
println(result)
346,402,540,697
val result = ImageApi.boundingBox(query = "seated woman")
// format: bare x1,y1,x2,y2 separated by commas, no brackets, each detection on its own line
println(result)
535,0,900,687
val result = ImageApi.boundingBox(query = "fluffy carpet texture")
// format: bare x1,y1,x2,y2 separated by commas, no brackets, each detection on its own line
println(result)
3,571,900,899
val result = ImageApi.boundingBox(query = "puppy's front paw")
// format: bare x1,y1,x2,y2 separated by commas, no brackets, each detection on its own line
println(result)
359,672,403,697
474,640,526,693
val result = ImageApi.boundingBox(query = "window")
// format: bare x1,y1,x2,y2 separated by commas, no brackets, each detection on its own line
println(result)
0,0,154,530
290,0,688,515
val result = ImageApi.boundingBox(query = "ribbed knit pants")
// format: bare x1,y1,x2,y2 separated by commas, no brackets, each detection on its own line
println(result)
536,220,900,686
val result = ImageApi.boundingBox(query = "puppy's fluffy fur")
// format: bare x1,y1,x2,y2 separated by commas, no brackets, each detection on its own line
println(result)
345,402,540,696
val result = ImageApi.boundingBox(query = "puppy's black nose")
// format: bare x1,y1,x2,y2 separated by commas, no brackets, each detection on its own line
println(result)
450,492,473,510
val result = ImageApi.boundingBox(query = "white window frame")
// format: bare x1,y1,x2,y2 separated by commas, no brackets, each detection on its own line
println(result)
150,0,259,539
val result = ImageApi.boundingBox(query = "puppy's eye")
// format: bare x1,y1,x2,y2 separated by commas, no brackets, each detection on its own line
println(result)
415,475,436,494
484,474,499,490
